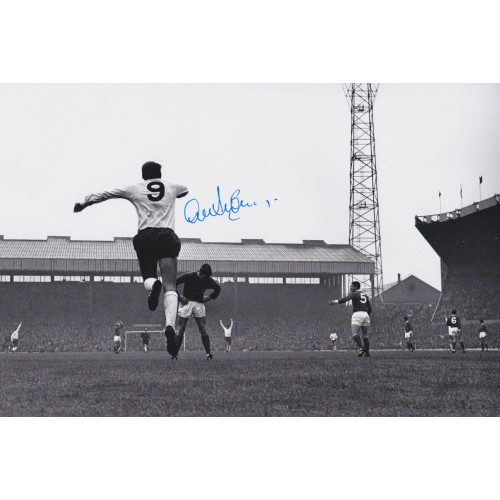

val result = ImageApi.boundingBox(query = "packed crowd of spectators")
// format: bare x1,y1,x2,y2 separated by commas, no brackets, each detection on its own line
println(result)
433,265,500,321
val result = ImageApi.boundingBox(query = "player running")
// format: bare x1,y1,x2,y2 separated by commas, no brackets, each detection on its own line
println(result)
9,322,22,352
74,161,188,358
445,308,466,353
174,263,221,360
220,318,233,352
478,319,488,352
329,281,372,357
403,316,415,352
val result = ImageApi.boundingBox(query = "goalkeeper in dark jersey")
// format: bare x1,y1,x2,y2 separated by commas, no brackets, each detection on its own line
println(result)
174,263,221,360
329,281,372,357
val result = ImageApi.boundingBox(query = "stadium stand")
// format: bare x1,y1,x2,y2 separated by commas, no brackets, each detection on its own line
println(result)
414,194,500,348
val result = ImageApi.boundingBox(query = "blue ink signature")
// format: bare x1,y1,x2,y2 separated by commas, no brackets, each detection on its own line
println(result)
184,187,278,224
184,186,257,223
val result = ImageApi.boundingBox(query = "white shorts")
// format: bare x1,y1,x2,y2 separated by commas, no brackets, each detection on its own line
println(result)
178,301,206,318
404,331,413,339
351,311,370,328
448,327,460,339
113,335,121,343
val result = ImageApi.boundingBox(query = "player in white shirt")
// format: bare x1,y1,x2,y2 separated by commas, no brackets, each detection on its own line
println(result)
9,322,22,352
74,162,188,357
220,318,233,352
329,332,338,351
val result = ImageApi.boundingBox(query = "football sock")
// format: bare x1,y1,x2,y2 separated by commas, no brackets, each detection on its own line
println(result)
407,342,411,350
144,277,158,292
164,291,178,328
353,335,363,349
176,333,184,349
460,341,465,351
363,337,370,354
452,341,457,350
201,334,211,354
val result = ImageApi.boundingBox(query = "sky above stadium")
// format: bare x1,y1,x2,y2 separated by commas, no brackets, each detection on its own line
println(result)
1,83,499,290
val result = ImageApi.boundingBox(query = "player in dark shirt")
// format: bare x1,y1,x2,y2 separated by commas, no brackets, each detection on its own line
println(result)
113,321,123,354
478,319,488,352
174,263,221,359
141,328,150,353
445,308,465,353
329,281,372,357
403,316,415,352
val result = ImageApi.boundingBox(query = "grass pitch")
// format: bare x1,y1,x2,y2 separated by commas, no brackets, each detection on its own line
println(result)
1,349,499,416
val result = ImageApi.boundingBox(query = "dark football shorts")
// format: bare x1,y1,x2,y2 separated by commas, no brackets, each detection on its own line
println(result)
133,227,181,280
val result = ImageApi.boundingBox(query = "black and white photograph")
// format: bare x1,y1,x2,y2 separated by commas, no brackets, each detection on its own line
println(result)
1,82,499,419
1,2,499,500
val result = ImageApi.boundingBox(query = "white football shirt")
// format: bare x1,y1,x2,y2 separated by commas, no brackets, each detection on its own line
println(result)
83,178,188,231
221,321,233,337
11,323,21,341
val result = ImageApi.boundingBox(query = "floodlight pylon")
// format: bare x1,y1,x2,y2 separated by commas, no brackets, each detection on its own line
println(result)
343,83,383,299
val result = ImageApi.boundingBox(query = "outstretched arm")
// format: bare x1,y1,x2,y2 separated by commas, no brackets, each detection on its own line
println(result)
329,291,355,305
74,187,129,213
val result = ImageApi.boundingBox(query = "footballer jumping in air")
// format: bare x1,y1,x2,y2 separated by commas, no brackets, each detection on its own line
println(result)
329,281,372,357
74,161,188,358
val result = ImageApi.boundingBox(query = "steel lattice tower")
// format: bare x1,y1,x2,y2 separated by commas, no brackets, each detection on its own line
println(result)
343,83,383,299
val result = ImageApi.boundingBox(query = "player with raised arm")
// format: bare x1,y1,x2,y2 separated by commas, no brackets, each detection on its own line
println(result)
174,263,221,360
9,322,22,352
74,161,188,358
113,321,123,354
445,308,465,353
329,281,372,357
220,318,233,352
403,316,415,352
478,319,488,352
